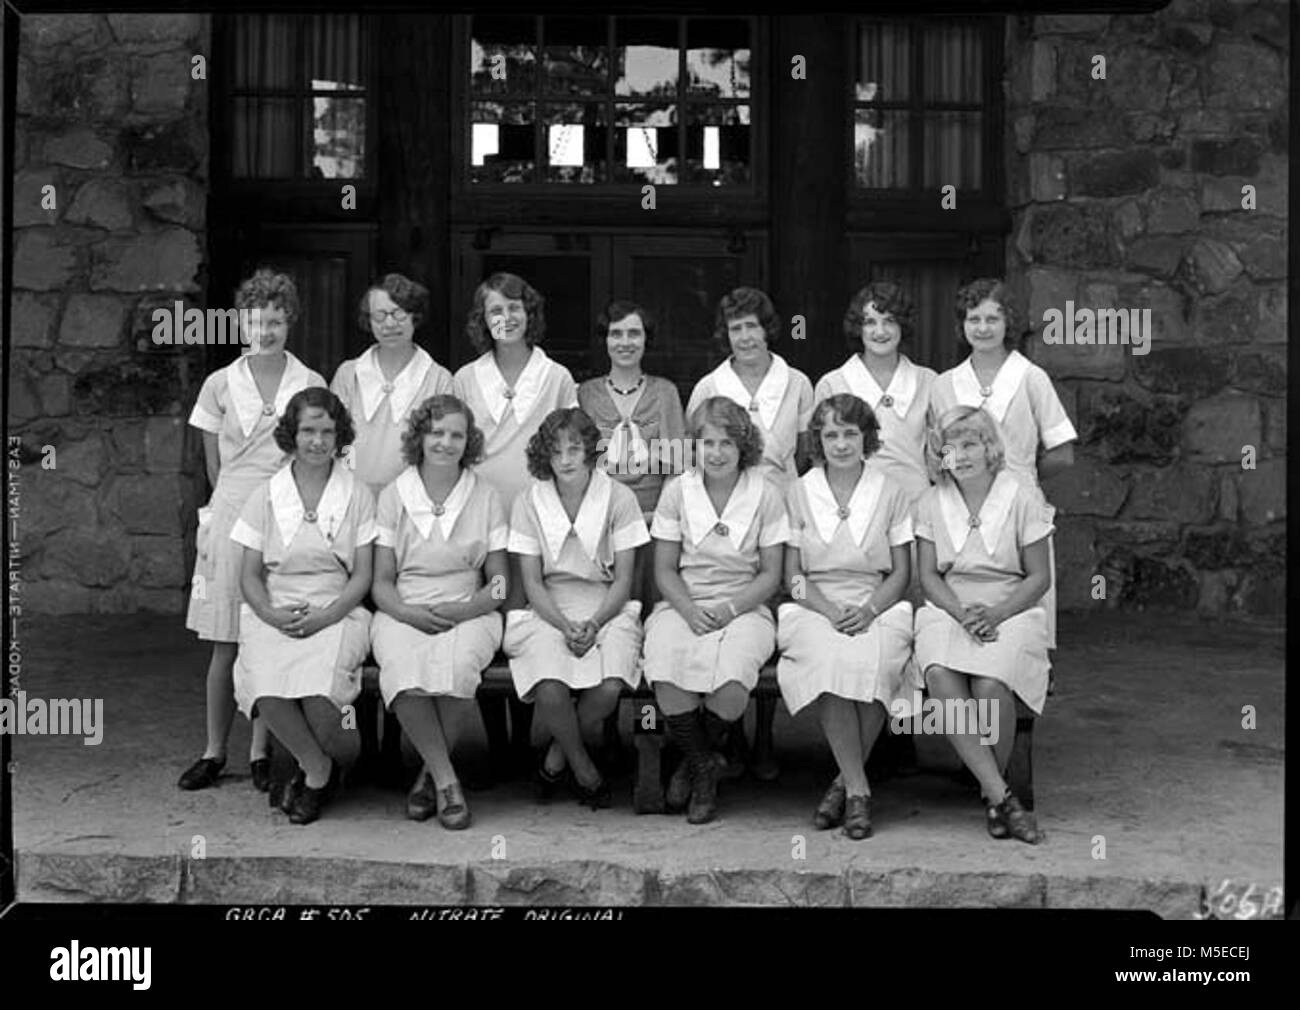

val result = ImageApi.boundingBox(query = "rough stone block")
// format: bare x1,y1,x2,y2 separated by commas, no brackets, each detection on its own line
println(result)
1032,108,1127,150
1133,347,1230,399
1030,337,1129,381
1236,457,1285,524
1228,350,1287,397
108,474,187,536
22,578,94,617
1042,875,1201,918
470,861,648,905
1036,14,1109,34
12,475,97,540
1238,233,1285,280
12,293,59,349
1143,188,1200,235
1126,237,1184,277
13,230,78,291
66,179,135,231
22,14,103,53
40,374,73,417
129,534,188,589
1078,386,1185,465
1026,267,1076,328
1191,287,1257,345
107,14,202,45
1161,20,1214,54
124,120,205,173
59,294,127,348
1042,456,1127,517
90,228,201,293
1028,204,1118,269
1185,238,1243,295
73,356,192,417
43,530,133,586
1107,51,1173,112
1216,472,1238,521
17,852,181,903
1124,113,1175,145
145,416,188,473
1182,392,1261,464
1031,41,1056,102
1071,150,1159,198
847,868,1044,908
1256,283,1285,343
130,52,193,118
185,858,469,905
50,432,108,487
1206,41,1285,109
1029,153,1065,202
14,170,61,227
1053,517,1100,610
135,588,186,615
1189,138,1262,176
1126,464,1217,524
1262,399,1285,452
142,178,205,227
44,127,114,170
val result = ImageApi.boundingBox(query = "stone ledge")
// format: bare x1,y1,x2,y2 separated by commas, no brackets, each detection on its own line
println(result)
16,851,1205,916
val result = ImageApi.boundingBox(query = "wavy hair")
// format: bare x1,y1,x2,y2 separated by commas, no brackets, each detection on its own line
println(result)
360,272,429,334
843,280,916,351
401,394,485,468
807,394,881,464
687,396,764,472
925,404,1006,484
274,387,355,457
236,268,300,325
954,277,1023,351
597,299,656,345
465,272,546,354
525,407,603,480
713,286,781,356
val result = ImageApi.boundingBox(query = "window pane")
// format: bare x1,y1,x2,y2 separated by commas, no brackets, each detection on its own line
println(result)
232,15,297,90
307,14,366,92
613,103,677,185
685,105,750,185
686,18,750,98
922,23,984,102
854,108,909,188
615,17,678,97
470,15,536,95
923,111,981,189
231,98,297,178
313,97,365,178
856,22,910,102
543,16,609,96
543,102,607,183
470,101,536,183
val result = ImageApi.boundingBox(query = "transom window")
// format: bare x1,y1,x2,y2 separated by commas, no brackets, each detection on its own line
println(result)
852,18,997,194
226,14,370,180
466,15,754,187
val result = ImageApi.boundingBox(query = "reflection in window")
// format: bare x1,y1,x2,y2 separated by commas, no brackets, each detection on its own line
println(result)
614,104,676,185
685,105,750,185
470,15,536,94
470,101,536,183
686,18,750,98
543,17,609,95
616,18,678,97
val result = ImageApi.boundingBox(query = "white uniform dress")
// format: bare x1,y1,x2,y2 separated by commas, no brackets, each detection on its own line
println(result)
370,467,508,706
686,354,815,490
813,353,936,508
776,467,917,717
230,462,375,717
642,468,790,693
929,349,1077,648
451,347,579,508
503,469,650,700
330,345,454,495
911,470,1055,715
186,352,326,642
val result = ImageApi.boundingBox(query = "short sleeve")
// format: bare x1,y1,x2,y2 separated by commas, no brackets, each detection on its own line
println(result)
610,483,651,552
375,483,401,549
684,377,710,425
1016,488,1055,547
330,361,355,409
353,484,378,546
913,488,938,542
757,481,791,548
882,484,912,547
783,484,806,550
507,493,542,556
795,372,816,432
1027,367,1077,450
556,367,579,409
230,483,267,552
486,487,509,552
650,477,683,541
189,371,224,433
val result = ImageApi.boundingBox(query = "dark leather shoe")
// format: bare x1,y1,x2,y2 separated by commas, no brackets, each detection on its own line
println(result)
288,764,337,825
686,759,718,825
992,791,1042,844
250,758,272,793
437,782,471,830
271,769,305,813
178,757,224,791
812,779,846,830
572,773,612,811
843,794,873,840
533,763,567,804
406,772,439,822
665,757,692,813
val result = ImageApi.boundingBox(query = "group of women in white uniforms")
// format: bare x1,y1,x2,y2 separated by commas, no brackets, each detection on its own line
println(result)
177,267,1074,844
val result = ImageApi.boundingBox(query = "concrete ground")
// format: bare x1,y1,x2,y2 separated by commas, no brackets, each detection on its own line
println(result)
4,611,1283,915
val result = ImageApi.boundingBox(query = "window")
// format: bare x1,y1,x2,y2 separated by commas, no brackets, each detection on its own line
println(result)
851,18,999,196
465,15,754,188
225,14,371,181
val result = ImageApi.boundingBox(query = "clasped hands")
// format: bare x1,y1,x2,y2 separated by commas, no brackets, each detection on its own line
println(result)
271,602,332,638
562,619,599,657
959,603,1002,643
684,602,737,636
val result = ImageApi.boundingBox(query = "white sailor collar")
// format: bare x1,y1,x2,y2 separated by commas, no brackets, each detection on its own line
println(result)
841,353,918,421
474,346,552,426
354,345,434,423
803,465,884,547
269,459,353,547
951,350,1030,424
712,353,790,431
530,467,612,564
227,351,313,438
938,469,1017,554
395,465,476,541
679,467,764,551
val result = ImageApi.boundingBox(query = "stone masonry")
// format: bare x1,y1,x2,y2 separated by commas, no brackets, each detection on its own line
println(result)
10,14,209,615
1005,0,1287,615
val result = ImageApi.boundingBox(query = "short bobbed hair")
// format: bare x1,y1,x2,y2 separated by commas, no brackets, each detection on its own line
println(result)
807,394,882,464
401,394,485,468
687,396,764,472
843,281,916,350
274,387,355,456
954,277,1023,350
360,273,429,334
525,407,603,480
465,272,546,354
925,404,1006,483
236,268,300,325
597,299,656,344
713,286,781,355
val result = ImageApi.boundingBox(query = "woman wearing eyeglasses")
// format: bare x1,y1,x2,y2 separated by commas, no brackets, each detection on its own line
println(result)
331,274,455,496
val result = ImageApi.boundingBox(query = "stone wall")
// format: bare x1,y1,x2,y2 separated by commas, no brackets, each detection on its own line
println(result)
1005,1,1287,615
10,14,209,614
